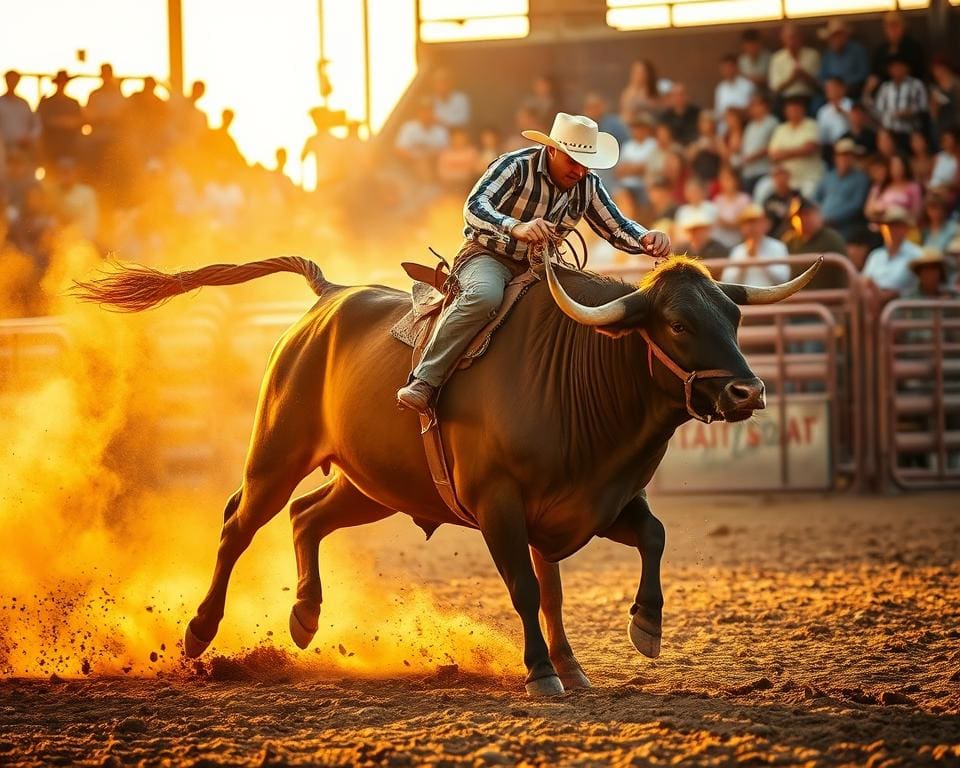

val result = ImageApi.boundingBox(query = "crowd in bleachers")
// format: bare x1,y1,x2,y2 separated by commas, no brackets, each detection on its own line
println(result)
392,10,960,303
0,64,330,316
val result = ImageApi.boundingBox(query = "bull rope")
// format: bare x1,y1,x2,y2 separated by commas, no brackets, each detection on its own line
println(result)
70,255,327,312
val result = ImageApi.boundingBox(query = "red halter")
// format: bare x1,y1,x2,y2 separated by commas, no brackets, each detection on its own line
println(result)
637,330,734,424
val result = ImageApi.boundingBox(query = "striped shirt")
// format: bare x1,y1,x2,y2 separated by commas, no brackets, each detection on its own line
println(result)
463,146,648,261
873,77,928,134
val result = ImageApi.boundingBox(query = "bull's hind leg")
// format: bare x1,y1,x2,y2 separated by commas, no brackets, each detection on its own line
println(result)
531,549,591,690
183,458,311,658
601,491,665,659
287,473,396,649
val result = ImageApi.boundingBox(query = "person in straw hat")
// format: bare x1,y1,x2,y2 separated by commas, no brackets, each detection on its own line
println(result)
397,111,671,412
904,248,958,299
720,203,790,287
861,205,923,302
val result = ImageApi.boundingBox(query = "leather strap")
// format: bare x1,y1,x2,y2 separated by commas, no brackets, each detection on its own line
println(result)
638,330,732,424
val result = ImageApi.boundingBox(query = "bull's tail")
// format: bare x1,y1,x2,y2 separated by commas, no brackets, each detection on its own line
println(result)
71,255,328,312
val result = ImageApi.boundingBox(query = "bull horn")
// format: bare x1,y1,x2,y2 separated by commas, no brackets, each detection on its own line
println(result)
543,245,636,326
718,256,823,306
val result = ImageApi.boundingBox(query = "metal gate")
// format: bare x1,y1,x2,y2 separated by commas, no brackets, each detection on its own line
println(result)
878,299,960,490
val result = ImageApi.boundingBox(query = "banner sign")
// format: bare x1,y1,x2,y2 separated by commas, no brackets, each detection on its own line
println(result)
654,398,831,491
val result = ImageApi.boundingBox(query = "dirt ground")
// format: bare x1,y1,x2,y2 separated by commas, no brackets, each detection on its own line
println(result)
2,491,960,767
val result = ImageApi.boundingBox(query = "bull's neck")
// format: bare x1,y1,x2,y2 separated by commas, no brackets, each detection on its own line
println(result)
532,318,688,475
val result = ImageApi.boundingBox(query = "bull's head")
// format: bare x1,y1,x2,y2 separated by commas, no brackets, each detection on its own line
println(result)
543,254,822,423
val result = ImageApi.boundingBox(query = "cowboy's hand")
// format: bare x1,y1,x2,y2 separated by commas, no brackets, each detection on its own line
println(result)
641,230,671,258
511,218,558,245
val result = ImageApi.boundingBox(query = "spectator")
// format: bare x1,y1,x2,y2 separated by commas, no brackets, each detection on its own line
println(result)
676,176,716,226
646,120,677,182
675,209,729,259
719,106,746,168
712,165,752,248
930,55,960,134
85,64,126,146
583,92,629,146
395,99,449,178
615,113,658,213
175,81,209,150
302,107,347,191
645,176,679,226
432,69,470,128
660,82,700,145
476,125,502,170
813,138,870,238
721,204,791,285
714,54,754,124
127,76,169,160
768,23,821,103
845,101,877,156
865,154,922,222
788,192,849,252
522,75,558,130
875,127,899,161
930,126,959,192
620,60,660,124
920,190,959,253
909,130,935,188
817,19,870,98
206,108,244,170
862,205,922,300
904,249,958,298
36,70,84,165
739,93,779,193
0,131,6,183
52,156,98,241
768,95,824,195
686,110,723,182
436,127,479,192
738,29,771,92
663,149,691,204
870,53,928,151
816,78,852,156
761,163,798,237
867,11,925,93
0,70,40,153
845,226,878,271
782,195,847,287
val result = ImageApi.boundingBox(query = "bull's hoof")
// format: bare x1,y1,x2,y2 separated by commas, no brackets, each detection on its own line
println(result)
289,604,319,650
629,614,662,659
525,674,565,697
558,666,592,690
183,620,214,659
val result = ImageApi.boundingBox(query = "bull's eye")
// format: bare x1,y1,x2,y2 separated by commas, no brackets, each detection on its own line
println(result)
670,322,685,334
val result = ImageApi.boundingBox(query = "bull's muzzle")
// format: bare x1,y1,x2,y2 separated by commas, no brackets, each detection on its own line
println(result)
718,377,765,420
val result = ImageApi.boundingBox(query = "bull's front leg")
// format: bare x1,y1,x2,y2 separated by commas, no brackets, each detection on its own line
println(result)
476,489,564,696
530,549,591,689
601,491,665,659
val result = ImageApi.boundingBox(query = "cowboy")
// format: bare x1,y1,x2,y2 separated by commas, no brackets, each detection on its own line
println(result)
904,249,958,299
396,112,672,412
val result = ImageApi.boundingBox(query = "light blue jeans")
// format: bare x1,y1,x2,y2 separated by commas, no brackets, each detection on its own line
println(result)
413,254,515,387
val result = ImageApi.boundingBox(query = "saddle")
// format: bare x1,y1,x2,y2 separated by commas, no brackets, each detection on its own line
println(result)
390,258,540,526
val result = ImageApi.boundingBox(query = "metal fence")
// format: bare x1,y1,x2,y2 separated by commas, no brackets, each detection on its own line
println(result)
1,256,956,493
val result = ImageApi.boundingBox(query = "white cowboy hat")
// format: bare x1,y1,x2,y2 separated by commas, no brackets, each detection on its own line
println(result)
522,112,620,170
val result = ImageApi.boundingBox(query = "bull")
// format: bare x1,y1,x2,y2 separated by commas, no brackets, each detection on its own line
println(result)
74,251,820,695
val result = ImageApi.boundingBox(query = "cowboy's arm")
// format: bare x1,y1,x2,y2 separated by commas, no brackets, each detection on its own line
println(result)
584,175,669,257
463,154,523,241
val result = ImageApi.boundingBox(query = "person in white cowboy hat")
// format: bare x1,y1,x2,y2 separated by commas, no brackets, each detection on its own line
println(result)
904,248,958,299
861,205,923,302
396,111,671,413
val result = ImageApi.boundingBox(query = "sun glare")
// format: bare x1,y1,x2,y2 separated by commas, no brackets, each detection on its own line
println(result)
0,0,418,186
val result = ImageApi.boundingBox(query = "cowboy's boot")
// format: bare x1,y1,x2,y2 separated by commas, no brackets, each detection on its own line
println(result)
396,378,436,413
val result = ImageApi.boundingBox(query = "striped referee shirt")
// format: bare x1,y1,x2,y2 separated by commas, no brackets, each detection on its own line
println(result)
463,146,649,261
873,76,928,134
